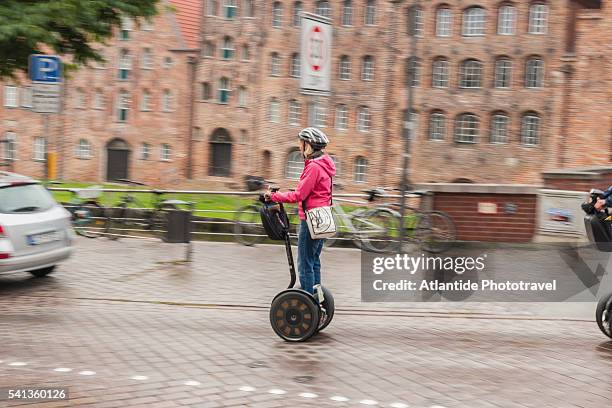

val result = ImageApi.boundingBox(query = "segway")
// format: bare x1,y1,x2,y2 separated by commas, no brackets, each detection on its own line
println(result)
259,189,334,342
582,189,612,339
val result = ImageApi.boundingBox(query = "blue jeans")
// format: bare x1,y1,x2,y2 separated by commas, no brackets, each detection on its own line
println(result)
298,220,325,294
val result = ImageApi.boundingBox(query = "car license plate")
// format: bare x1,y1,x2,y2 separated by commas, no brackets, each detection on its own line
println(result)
27,231,60,246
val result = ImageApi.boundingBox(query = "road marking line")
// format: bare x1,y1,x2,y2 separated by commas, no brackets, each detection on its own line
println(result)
130,375,148,381
390,403,409,408
359,399,378,406
78,370,96,376
238,386,256,392
184,380,201,386
8,362,27,367
268,389,287,395
331,396,350,402
53,367,72,373
299,392,318,398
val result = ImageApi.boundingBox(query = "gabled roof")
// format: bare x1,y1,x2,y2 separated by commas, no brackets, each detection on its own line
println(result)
169,0,203,49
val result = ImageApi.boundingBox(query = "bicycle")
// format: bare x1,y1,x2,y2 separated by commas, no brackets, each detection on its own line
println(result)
51,182,106,238
105,179,177,240
380,189,457,254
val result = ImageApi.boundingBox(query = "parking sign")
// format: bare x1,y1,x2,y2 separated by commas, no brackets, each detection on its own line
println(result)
29,55,62,83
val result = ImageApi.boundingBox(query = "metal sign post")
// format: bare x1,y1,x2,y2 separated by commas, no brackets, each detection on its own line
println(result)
397,0,420,252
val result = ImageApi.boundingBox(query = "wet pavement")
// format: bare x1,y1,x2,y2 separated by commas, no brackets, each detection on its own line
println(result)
0,238,611,407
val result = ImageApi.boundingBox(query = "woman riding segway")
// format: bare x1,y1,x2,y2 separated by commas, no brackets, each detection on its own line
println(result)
263,127,337,341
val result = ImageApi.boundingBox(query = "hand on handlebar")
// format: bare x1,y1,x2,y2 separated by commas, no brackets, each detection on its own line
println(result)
595,198,607,212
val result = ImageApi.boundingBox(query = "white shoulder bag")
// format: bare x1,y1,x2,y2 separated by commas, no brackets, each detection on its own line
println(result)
303,172,337,240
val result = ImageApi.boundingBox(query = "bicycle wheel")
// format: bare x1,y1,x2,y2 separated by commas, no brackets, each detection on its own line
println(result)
416,211,457,254
73,201,105,238
234,204,265,246
358,208,402,253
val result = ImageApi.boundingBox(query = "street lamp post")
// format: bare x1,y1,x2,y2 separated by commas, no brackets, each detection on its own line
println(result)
397,0,420,252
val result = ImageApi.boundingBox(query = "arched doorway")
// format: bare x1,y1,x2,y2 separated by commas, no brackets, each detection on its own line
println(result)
209,128,232,177
106,138,130,181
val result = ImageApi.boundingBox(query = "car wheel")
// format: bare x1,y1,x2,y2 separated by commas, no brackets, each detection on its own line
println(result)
29,266,56,278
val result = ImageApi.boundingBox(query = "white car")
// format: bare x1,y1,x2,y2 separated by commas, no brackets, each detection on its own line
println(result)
0,172,73,277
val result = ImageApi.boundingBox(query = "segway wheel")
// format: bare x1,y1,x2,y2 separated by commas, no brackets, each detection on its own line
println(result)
596,292,612,339
317,286,335,333
270,290,319,342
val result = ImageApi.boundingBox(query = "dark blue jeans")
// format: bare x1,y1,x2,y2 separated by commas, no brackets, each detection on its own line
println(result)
298,220,325,294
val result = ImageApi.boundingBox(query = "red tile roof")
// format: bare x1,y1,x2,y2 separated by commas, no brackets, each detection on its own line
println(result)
169,0,202,49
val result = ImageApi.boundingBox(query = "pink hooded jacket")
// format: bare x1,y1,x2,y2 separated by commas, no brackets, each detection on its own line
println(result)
271,154,336,220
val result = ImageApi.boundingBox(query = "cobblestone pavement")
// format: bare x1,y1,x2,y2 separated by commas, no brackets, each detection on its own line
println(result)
0,238,611,407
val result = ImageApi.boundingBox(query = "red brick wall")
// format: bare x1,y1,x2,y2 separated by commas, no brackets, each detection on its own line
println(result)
432,192,537,243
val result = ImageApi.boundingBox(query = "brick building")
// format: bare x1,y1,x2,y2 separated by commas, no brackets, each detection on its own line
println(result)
0,0,200,186
0,0,609,190
193,0,610,191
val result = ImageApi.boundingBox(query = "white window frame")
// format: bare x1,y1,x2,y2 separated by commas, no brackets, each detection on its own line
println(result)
204,42,215,58
362,56,374,81
272,2,283,28
141,48,154,69
357,106,371,133
432,59,449,88
460,60,483,89
436,8,452,37
141,143,151,160
407,57,421,87
429,113,446,141
365,0,376,26
270,53,281,76
339,56,351,80
117,91,130,122
207,0,218,16
316,1,331,18
408,6,424,37
490,114,509,143
76,139,92,159
76,89,86,109
141,90,152,111
118,50,132,80
269,99,280,123
244,0,254,17
309,102,327,128
162,91,173,112
218,78,231,103
33,137,47,161
335,105,349,130
163,57,173,68
525,58,544,88
342,0,353,26
455,114,479,143
120,17,133,40
293,1,302,27
21,87,33,108
286,150,304,180
288,100,301,125
291,53,301,77
141,18,154,31
494,58,512,88
241,45,250,61
521,114,540,145
4,86,18,107
238,87,247,107
224,0,238,19
354,157,367,183
497,5,516,35
462,7,486,36
94,90,105,110
221,36,234,60
2,132,17,161
161,144,172,161
528,4,548,34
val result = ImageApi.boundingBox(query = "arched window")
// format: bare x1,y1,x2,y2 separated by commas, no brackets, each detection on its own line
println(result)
238,86,247,107
288,99,301,125
436,6,452,37
407,6,423,36
406,57,421,87
454,113,479,143
462,7,486,36
244,0,254,17
290,53,300,77
525,57,544,88
118,49,131,80
316,1,331,18
221,36,234,59
335,105,348,130
141,89,151,111
270,52,281,76
342,0,353,26
209,128,233,177
365,0,376,25
362,56,374,81
268,98,280,122
460,59,483,88
528,3,548,34
490,112,509,143
521,112,540,145
432,58,449,88
354,157,368,183
201,82,211,100
272,2,283,27
76,139,92,159
339,55,351,80
494,57,512,88
498,4,516,35
429,112,446,140
218,77,230,103
293,1,302,26
286,150,304,179
116,90,129,122
357,106,371,133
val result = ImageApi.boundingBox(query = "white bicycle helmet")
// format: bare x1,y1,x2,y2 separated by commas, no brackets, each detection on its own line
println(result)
298,127,329,150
